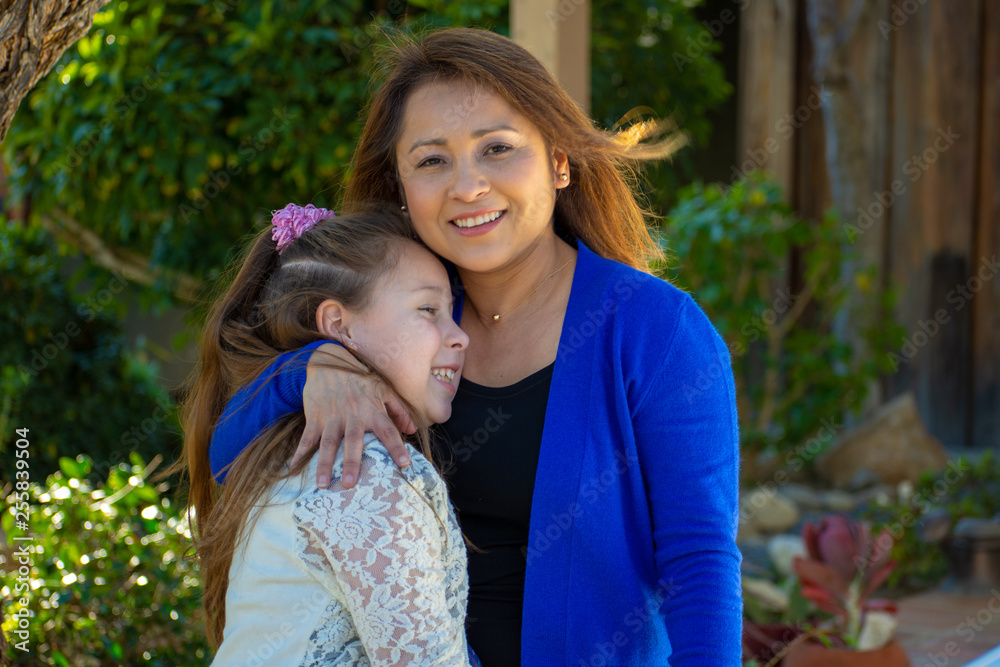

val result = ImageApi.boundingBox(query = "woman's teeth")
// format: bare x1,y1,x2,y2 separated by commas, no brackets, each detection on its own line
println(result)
432,368,455,383
453,210,503,228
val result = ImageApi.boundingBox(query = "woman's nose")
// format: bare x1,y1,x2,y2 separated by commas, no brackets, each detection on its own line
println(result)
448,158,489,201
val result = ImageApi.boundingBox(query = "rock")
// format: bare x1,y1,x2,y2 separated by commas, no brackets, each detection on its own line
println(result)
919,508,953,544
767,534,806,578
740,488,801,534
819,489,858,512
853,483,896,508
857,610,898,651
742,576,790,611
847,467,884,491
816,392,949,487
779,483,825,510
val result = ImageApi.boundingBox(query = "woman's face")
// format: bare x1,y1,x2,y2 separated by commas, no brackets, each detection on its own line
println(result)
344,242,468,427
395,80,570,274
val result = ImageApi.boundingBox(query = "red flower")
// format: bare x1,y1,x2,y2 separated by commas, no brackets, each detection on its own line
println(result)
793,515,897,631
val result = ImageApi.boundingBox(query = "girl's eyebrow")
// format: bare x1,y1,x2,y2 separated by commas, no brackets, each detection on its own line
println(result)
411,285,454,310
411,284,448,294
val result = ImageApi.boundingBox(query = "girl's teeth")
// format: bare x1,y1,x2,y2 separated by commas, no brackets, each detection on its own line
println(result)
432,368,455,382
453,211,502,228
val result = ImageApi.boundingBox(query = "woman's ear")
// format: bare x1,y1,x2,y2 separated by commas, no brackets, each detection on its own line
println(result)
316,299,349,339
552,148,570,189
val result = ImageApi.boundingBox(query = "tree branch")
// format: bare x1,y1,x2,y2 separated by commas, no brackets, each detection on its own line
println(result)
0,0,112,142
40,208,202,303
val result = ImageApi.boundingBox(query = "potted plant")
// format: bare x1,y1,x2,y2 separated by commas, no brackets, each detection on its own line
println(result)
743,515,911,666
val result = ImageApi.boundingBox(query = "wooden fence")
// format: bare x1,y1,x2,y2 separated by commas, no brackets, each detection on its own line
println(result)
736,0,999,448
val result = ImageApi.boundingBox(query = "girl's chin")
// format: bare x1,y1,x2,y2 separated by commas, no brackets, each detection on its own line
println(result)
424,408,451,427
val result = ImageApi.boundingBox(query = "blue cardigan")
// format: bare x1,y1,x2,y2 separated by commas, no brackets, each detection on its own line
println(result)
211,242,743,665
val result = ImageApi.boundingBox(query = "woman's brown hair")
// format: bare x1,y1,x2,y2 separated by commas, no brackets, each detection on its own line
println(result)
344,27,685,270
175,205,427,646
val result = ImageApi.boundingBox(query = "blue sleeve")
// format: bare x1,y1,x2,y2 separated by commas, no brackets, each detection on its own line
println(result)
632,295,743,665
209,340,336,484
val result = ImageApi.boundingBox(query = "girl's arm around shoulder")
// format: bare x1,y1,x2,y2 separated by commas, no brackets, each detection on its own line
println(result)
210,340,332,482
293,438,472,666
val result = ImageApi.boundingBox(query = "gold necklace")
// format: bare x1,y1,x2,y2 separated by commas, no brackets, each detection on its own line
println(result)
491,257,574,322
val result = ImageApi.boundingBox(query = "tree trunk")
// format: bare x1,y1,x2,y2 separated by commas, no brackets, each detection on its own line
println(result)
804,0,890,414
0,0,111,143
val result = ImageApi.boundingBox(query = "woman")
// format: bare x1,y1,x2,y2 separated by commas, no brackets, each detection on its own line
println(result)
212,28,742,665
182,204,478,665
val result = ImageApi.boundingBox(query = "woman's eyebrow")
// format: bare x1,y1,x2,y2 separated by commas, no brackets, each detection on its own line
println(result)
471,124,517,138
409,138,446,154
408,125,519,153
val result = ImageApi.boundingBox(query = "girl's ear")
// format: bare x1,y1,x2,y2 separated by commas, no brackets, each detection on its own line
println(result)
316,299,349,339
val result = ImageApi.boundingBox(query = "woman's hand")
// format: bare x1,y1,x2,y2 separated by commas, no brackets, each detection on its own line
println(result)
290,343,416,488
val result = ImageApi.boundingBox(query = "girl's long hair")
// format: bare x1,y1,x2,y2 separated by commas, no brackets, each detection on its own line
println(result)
175,205,426,646
344,27,685,270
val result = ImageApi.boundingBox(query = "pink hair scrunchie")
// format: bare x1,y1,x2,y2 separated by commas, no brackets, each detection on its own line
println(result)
271,203,336,254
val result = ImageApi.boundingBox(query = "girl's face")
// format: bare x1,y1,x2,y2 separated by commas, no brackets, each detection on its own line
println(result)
342,242,468,427
394,80,570,274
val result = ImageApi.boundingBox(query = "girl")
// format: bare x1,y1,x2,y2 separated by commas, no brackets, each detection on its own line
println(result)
212,28,742,665
180,203,477,665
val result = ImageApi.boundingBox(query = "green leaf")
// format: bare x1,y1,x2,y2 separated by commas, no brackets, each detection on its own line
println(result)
59,457,83,479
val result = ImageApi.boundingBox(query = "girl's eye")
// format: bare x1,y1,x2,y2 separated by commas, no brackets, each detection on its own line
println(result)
417,156,443,168
420,306,438,315
485,143,512,155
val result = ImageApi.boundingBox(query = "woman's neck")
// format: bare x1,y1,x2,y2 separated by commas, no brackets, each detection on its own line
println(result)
458,236,576,328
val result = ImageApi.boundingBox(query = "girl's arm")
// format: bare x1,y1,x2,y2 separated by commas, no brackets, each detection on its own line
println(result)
294,442,473,666
209,341,413,487
631,295,743,665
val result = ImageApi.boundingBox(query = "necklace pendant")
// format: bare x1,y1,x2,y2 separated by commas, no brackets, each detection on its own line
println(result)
492,314,501,321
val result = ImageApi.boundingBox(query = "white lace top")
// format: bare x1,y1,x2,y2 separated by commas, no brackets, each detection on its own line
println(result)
212,434,472,666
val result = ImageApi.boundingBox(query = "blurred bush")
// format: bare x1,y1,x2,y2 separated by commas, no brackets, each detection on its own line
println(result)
1,0,510,310
1,454,206,665
0,220,179,484
2,0,727,310
663,174,904,461
861,450,1000,592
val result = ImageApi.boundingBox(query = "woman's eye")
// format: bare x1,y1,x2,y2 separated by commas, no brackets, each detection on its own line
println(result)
485,143,512,155
420,306,438,315
417,156,443,168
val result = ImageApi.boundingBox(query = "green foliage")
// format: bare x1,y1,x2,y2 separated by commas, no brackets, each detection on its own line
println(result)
591,0,733,204
663,174,904,457
2,454,206,665
1,0,508,309
3,0,726,310
861,451,1000,592
0,221,179,483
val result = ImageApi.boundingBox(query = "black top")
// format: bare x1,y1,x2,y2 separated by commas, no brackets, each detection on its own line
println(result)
434,362,554,667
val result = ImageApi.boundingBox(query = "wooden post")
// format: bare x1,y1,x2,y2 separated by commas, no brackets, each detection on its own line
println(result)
886,0,980,447
737,0,796,193
973,0,1000,448
510,0,591,114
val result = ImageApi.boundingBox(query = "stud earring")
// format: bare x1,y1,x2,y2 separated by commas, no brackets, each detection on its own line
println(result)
401,204,408,211
560,173,568,181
